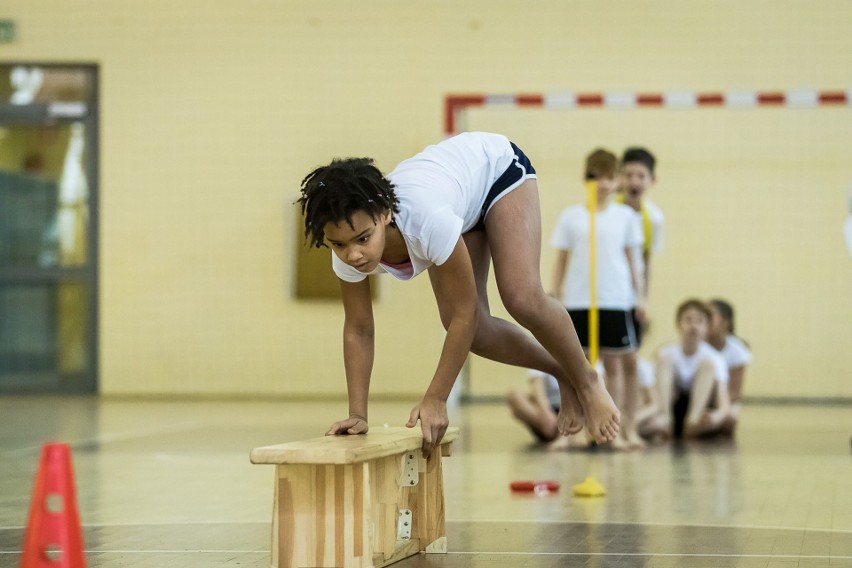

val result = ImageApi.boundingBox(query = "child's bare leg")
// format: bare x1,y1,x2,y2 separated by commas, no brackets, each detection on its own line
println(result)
431,231,584,434
470,314,585,434
683,361,723,438
634,400,658,433
634,384,658,433
601,355,628,450
619,352,646,449
506,377,558,442
720,402,740,436
601,355,623,408
642,358,674,438
484,181,620,443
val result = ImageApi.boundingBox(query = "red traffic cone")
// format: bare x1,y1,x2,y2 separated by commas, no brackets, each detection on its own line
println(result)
20,443,86,567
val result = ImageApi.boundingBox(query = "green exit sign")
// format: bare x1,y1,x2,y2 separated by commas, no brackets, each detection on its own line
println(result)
0,20,16,43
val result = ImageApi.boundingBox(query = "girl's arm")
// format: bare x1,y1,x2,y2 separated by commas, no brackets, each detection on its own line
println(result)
327,277,375,436
625,245,646,308
727,365,746,404
412,238,478,456
713,380,732,418
550,249,570,299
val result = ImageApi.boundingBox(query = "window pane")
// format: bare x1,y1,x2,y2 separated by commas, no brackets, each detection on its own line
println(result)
0,65,93,104
0,281,91,387
0,123,90,268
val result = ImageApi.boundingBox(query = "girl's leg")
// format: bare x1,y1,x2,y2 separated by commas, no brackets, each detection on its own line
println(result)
601,354,628,450
428,230,584,433
619,352,645,449
483,179,619,443
601,354,623,409
683,361,723,437
641,357,674,438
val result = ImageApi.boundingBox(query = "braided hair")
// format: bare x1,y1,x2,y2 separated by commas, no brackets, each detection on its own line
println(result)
298,157,400,248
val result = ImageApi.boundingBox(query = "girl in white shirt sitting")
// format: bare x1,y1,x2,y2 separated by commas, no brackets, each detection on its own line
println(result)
707,299,752,435
641,299,731,440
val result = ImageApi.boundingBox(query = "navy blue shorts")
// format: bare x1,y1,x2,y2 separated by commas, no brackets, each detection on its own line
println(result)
470,142,536,231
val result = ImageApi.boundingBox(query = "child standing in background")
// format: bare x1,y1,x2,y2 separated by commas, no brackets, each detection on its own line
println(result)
707,299,752,435
618,147,664,342
549,149,646,449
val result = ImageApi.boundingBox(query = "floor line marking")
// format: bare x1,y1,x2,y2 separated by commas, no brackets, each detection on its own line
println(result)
446,518,852,534
0,551,848,559
0,422,204,457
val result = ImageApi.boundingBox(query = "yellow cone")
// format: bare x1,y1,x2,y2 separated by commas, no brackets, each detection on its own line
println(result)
572,476,606,497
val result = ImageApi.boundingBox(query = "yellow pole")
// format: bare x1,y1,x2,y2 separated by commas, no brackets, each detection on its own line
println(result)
575,179,607,495
585,179,599,366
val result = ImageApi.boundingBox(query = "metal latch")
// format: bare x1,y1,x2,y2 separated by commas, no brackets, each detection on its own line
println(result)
399,452,419,487
397,509,412,540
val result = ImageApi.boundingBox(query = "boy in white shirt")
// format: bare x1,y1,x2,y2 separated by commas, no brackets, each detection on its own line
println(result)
549,149,646,449
617,147,664,343
642,299,731,440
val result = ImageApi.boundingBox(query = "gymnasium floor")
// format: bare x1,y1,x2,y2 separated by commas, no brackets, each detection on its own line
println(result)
0,396,850,567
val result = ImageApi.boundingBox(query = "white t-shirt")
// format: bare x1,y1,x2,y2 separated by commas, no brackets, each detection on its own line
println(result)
627,198,664,283
643,198,665,253
333,132,525,282
637,357,655,388
550,202,643,310
844,216,852,258
657,341,729,391
717,335,752,369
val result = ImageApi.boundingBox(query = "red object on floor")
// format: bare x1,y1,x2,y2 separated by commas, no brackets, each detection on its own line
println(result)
20,443,87,568
509,480,560,493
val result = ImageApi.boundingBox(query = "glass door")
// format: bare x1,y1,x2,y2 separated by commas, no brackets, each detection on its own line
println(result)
0,63,98,393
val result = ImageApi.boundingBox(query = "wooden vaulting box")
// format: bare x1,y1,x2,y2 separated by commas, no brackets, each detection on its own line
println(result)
250,426,458,568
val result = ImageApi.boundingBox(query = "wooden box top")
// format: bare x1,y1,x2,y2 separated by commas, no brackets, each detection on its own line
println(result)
250,426,459,465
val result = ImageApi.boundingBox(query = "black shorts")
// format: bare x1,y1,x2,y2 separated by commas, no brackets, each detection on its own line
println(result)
567,309,639,352
470,142,536,231
672,389,690,439
631,308,644,347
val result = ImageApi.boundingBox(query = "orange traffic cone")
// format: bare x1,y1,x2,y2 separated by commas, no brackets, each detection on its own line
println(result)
20,443,86,568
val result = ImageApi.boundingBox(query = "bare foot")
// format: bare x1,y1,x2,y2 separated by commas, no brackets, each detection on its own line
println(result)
685,410,727,438
546,435,572,451
622,428,647,450
557,382,584,436
557,406,584,436
567,430,594,450
645,414,672,438
577,368,621,443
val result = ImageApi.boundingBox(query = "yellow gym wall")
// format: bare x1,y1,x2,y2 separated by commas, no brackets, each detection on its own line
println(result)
2,1,850,401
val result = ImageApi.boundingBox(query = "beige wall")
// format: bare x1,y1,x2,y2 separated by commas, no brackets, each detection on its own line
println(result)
3,1,850,400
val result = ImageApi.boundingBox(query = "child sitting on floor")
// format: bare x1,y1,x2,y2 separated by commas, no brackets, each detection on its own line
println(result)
641,299,731,440
706,298,752,435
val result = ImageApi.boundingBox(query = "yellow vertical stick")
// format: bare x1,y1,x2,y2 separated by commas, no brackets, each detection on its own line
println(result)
583,180,606,490
585,180,599,366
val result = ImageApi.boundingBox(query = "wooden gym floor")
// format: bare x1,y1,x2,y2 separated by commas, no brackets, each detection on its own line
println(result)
0,396,850,567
